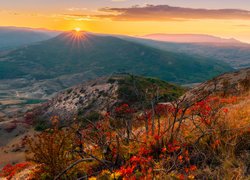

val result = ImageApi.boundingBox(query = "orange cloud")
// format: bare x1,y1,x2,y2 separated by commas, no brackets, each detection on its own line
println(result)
89,4,250,21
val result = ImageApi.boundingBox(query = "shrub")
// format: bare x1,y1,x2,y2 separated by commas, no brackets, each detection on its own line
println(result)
24,118,78,179
23,94,250,179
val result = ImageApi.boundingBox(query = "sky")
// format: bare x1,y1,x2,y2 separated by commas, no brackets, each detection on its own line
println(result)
1,0,250,42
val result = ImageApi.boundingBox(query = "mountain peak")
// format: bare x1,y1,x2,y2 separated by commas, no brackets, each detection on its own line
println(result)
55,30,88,40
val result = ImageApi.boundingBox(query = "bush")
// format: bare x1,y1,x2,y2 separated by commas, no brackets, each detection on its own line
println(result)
25,119,78,179
23,94,250,179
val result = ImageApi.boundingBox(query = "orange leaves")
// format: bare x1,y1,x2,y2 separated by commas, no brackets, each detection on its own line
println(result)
189,165,197,171
178,155,183,163
211,139,221,149
220,96,237,104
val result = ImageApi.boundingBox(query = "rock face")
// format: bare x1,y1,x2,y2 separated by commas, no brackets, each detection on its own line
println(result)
45,76,119,118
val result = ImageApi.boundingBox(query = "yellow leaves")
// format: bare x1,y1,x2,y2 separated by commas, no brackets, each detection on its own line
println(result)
188,174,195,179
98,170,121,180
89,177,97,180
110,171,121,179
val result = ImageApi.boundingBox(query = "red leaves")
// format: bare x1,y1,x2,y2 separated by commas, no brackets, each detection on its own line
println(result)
222,108,228,113
161,147,167,153
189,165,197,171
139,147,151,156
115,104,134,114
167,140,181,153
130,156,140,163
119,165,136,177
119,154,153,179
191,96,237,120
178,174,185,180
153,134,161,141
0,162,31,180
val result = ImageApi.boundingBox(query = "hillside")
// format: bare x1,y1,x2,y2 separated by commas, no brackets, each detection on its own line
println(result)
122,36,250,69
0,68,249,180
32,74,185,128
0,31,232,83
184,67,250,102
0,74,184,166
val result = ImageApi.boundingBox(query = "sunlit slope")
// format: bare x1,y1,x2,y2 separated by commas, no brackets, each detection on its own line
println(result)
0,31,233,84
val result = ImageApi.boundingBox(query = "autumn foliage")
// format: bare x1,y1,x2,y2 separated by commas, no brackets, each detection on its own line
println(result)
1,93,249,179
0,162,31,180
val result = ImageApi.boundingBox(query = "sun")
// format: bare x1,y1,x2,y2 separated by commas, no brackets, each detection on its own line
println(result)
74,27,81,32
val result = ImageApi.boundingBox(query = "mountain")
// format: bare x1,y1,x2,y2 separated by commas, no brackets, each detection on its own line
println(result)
0,26,60,50
0,31,232,83
0,31,233,118
142,34,242,44
122,36,250,69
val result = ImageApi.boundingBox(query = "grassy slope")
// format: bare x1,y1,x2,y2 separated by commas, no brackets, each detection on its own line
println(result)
109,74,185,104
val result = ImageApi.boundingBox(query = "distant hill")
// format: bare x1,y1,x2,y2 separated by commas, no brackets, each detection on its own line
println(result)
0,31,232,84
0,26,60,50
142,34,242,44
122,36,250,69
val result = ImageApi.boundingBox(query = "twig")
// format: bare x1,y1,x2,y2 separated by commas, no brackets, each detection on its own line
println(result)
54,158,94,180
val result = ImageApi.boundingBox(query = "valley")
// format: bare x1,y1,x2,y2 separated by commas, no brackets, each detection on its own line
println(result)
0,30,236,119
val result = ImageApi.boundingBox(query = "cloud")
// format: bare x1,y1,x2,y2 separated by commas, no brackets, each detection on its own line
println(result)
234,24,250,27
92,4,250,21
62,14,94,21
67,8,88,11
111,0,127,1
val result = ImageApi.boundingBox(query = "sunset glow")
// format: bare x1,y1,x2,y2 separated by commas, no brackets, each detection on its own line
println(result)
0,0,250,42
74,27,81,32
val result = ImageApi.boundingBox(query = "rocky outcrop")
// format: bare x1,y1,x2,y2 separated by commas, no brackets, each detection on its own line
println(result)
45,76,119,118
184,68,250,102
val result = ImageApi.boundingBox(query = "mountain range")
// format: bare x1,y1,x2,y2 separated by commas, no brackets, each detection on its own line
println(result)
0,31,232,98
124,35,250,69
142,34,242,44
